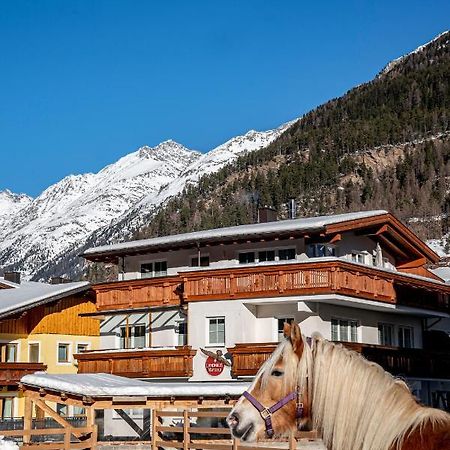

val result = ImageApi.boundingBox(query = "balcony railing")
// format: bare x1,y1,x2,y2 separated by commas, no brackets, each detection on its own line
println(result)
182,261,396,304
227,342,450,380
94,276,182,311
181,261,450,313
75,346,196,378
0,362,47,385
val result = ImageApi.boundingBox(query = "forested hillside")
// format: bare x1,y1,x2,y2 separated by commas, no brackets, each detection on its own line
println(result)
135,31,450,252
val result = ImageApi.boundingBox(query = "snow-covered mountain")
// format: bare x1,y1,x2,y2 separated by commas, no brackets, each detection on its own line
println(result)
0,121,294,280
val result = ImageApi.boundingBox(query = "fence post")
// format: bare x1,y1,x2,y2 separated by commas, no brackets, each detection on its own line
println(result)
232,437,239,450
23,396,32,445
183,409,189,450
64,428,71,449
151,409,157,450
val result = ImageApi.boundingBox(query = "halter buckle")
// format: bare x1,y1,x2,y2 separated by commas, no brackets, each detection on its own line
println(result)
260,408,271,420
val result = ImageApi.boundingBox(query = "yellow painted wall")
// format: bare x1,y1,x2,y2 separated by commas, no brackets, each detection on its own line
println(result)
1,333,99,417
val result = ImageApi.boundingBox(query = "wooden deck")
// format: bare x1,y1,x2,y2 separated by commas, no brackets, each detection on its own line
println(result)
75,346,196,378
227,341,450,379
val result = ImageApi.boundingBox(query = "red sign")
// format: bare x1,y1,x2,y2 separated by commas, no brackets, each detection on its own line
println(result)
205,356,224,376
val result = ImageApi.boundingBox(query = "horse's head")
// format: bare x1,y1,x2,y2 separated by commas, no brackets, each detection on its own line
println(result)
227,322,312,441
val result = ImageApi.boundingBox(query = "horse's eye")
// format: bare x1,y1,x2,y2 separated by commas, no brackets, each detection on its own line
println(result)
271,370,284,377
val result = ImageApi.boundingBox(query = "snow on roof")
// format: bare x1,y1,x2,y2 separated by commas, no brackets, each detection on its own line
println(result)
84,210,388,257
21,373,250,398
0,280,90,319
430,267,450,282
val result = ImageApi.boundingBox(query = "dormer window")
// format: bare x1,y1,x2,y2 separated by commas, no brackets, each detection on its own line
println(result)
351,252,365,264
307,244,336,258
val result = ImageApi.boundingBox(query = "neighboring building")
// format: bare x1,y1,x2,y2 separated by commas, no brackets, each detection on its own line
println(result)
0,273,99,418
80,210,450,410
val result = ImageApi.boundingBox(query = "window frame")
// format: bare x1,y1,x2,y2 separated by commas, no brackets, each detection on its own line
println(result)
140,260,168,278
398,325,414,349
119,323,147,349
190,254,210,267
331,317,359,343
175,320,188,346
378,322,395,347
238,251,255,264
28,342,41,363
207,316,226,347
57,342,71,365
76,343,90,354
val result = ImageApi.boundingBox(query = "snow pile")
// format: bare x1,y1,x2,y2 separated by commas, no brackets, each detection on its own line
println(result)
0,437,19,450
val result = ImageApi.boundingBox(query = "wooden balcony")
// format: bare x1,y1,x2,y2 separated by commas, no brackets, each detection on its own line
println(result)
227,342,450,379
182,261,449,313
75,346,196,378
0,362,47,385
94,276,182,311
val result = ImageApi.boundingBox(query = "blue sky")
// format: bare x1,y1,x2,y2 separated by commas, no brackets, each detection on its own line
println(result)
0,1,448,197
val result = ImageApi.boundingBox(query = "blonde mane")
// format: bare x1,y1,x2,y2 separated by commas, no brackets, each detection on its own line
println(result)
256,336,449,450
311,337,450,450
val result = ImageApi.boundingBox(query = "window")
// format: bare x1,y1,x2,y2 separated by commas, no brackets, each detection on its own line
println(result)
351,252,365,264
0,343,18,363
57,404,68,417
208,317,225,346
120,324,146,349
141,261,167,277
259,250,275,262
76,343,89,354
1,343,18,363
134,325,146,348
378,323,395,346
398,326,414,349
73,406,86,416
154,261,167,276
141,263,153,276
176,321,188,346
239,252,255,264
1,398,14,419
331,318,358,342
191,256,210,267
278,248,296,260
277,318,294,341
29,343,40,363
306,244,335,258
57,344,70,363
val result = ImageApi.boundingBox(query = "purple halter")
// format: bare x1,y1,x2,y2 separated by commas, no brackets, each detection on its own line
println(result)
242,390,304,438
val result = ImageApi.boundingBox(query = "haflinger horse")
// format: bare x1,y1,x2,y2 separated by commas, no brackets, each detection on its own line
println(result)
227,322,450,450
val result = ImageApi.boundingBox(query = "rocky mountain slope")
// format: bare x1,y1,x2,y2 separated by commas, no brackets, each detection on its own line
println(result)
0,124,291,280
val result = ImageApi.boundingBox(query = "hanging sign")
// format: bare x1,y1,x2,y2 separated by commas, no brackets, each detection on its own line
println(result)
205,356,225,376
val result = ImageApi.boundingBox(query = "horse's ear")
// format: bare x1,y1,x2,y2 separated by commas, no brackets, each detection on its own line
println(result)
284,322,304,358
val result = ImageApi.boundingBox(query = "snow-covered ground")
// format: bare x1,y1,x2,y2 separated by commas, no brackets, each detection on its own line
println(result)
0,437,18,450
0,120,295,280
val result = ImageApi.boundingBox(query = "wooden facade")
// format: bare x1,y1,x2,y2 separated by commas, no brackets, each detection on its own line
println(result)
227,342,450,380
76,346,196,378
0,295,99,336
94,276,182,311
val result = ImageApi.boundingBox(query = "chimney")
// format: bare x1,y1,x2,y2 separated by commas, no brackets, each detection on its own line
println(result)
258,206,277,223
288,198,297,219
4,271,21,284
50,276,71,285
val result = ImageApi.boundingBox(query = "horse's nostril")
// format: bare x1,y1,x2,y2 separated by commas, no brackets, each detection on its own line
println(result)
227,413,239,428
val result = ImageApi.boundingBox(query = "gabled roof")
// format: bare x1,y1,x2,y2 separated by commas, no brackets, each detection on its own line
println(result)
82,210,439,264
0,278,90,320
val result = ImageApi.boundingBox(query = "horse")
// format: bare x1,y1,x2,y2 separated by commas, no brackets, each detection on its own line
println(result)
227,322,450,449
